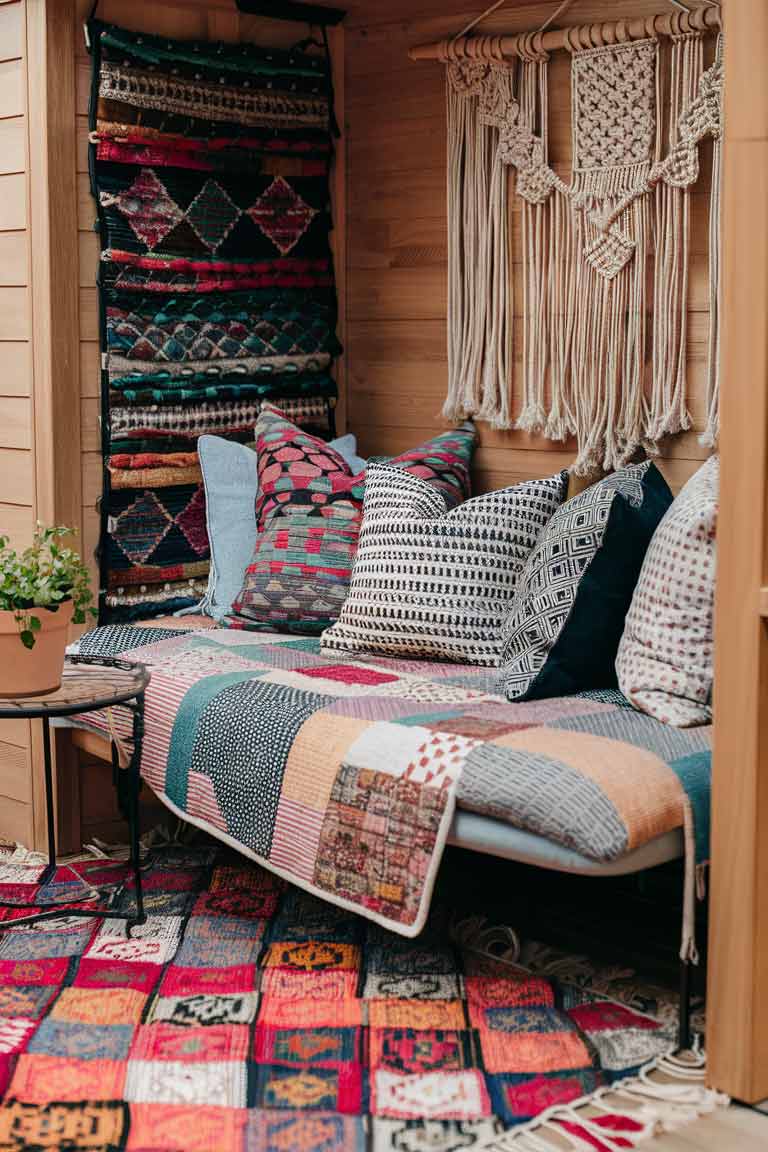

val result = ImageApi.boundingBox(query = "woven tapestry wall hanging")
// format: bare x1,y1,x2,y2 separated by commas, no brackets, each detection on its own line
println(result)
443,29,723,473
87,21,341,622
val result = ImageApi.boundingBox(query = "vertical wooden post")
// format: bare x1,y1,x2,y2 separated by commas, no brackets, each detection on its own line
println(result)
25,0,81,853
707,0,768,1103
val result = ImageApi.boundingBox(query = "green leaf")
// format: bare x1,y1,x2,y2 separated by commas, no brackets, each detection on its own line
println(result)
20,630,35,650
28,615,41,631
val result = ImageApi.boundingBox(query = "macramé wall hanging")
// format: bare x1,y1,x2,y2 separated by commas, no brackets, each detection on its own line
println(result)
86,20,341,622
416,4,723,474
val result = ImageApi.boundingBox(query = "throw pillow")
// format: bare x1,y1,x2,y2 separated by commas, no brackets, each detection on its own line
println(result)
197,430,366,620
500,461,674,701
321,464,569,665
231,409,477,633
616,455,719,726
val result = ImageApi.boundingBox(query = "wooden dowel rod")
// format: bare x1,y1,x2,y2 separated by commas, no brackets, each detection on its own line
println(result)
408,5,720,62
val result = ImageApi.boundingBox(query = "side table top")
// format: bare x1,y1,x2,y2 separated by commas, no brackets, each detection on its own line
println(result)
0,656,150,719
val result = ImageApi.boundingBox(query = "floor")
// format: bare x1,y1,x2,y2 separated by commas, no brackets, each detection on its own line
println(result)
650,1105,768,1150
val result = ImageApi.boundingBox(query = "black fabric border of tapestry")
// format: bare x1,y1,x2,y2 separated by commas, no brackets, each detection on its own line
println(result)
86,18,342,623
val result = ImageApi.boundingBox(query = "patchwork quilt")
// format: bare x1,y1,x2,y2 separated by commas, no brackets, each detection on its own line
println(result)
74,625,712,945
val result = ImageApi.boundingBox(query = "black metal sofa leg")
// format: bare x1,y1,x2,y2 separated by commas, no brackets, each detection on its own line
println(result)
678,957,692,1051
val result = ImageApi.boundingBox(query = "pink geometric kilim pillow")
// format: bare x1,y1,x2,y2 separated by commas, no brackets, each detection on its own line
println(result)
616,455,719,727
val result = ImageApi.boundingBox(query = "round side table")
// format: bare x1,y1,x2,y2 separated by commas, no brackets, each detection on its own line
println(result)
0,654,150,931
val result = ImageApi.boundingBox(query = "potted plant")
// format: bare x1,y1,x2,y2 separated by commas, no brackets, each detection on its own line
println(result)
0,525,96,697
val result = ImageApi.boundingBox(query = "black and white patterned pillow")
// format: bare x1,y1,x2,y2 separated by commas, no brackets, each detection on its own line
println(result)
321,464,569,666
500,461,673,700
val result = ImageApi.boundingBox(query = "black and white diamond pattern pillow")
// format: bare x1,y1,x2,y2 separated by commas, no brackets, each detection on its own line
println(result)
321,463,568,666
500,460,673,700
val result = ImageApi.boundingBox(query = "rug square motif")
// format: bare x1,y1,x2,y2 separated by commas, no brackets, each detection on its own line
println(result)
0,957,69,987
369,1029,481,1076
251,1062,363,1113
148,991,260,1029
253,1024,362,1069
129,1022,250,1064
9,1054,127,1103
0,984,57,1021
125,1102,247,1152
124,1057,248,1107
244,1109,366,1152
27,1019,134,1062
0,1099,129,1152
372,1069,491,1121
0,1017,36,1056
49,987,147,1026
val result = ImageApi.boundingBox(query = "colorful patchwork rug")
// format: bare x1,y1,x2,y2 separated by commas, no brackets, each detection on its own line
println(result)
71,625,711,960
0,845,721,1152
87,22,341,621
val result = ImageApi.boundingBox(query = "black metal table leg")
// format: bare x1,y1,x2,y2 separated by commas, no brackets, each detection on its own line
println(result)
129,694,146,927
39,716,57,888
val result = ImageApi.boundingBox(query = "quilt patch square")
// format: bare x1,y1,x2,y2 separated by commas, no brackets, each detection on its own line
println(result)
0,1099,128,1152
148,992,260,1028
126,1102,247,1152
251,1063,363,1113
370,1029,480,1075
314,765,450,926
253,1026,360,1067
125,1058,248,1107
50,987,147,1026
130,1022,250,1063
9,1054,127,1103
28,1019,134,1061
244,1109,365,1152
372,1069,490,1121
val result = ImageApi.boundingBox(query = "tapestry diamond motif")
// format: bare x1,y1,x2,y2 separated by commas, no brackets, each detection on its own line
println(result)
248,176,319,256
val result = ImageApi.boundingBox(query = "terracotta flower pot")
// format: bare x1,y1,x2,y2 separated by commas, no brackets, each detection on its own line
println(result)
0,600,74,698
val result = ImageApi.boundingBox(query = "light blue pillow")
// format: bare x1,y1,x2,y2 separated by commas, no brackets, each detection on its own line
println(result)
194,432,366,620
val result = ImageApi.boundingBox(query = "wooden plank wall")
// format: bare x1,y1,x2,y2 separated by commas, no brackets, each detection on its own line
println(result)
343,0,716,493
0,0,35,846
